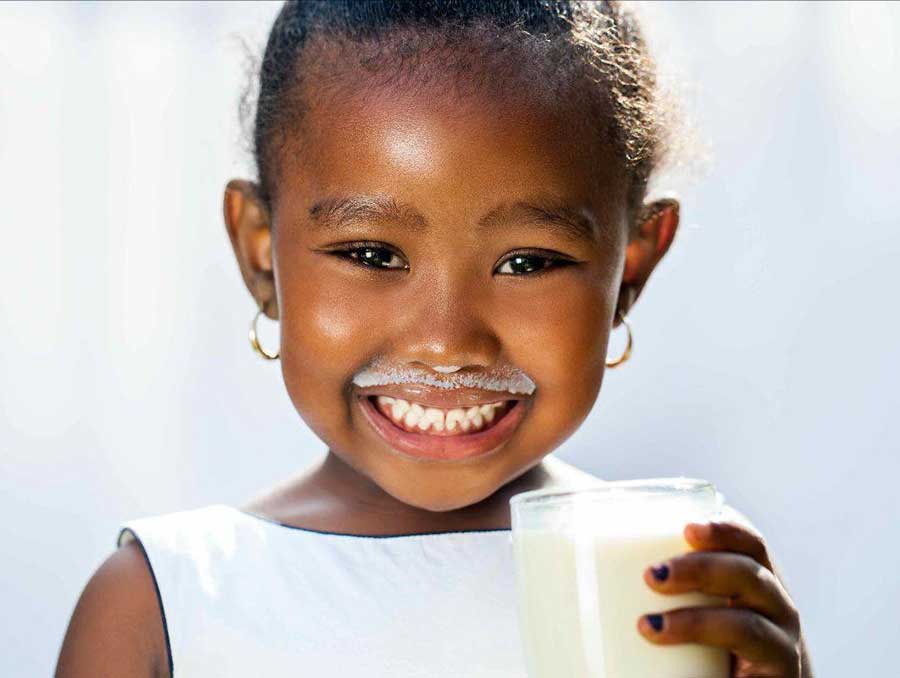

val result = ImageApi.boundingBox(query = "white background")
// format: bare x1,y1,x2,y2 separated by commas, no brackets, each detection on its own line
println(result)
2,2,897,675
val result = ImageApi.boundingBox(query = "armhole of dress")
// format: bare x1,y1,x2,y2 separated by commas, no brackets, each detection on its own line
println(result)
116,527,175,678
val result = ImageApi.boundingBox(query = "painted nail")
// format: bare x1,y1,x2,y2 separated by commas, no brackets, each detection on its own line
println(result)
646,614,664,632
650,563,669,582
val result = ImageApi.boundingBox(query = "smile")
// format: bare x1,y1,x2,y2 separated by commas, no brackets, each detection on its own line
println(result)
357,392,528,462
372,395,514,436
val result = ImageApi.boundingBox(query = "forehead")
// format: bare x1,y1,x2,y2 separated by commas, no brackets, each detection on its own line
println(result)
275,71,629,235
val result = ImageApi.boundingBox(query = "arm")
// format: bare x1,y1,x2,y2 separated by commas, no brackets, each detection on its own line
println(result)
55,541,169,678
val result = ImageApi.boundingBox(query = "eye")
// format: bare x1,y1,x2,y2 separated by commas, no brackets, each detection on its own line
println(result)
494,250,575,276
331,242,408,271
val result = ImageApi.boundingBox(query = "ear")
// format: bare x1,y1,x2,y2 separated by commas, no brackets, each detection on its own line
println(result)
615,197,680,325
223,179,278,319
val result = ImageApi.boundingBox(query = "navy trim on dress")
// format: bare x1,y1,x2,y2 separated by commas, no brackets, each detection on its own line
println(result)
116,528,175,678
234,507,512,538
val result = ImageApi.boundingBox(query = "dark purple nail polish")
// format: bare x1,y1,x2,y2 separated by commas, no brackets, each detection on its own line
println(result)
646,614,664,632
651,563,669,582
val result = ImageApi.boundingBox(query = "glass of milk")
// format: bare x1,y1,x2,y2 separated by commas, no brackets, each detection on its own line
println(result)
510,477,729,678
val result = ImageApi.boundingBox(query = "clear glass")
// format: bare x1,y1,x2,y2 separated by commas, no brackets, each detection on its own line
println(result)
510,478,729,678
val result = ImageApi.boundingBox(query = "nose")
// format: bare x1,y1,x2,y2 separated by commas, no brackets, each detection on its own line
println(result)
395,270,502,370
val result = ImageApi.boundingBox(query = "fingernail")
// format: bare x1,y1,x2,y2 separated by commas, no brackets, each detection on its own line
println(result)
646,614,664,632
650,563,669,582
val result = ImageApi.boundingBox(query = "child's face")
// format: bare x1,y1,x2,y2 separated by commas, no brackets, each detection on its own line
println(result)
225,75,677,512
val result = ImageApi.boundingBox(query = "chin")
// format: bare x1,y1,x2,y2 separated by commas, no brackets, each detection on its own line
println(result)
382,478,500,514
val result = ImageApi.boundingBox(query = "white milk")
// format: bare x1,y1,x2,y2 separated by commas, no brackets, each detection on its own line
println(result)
513,526,730,678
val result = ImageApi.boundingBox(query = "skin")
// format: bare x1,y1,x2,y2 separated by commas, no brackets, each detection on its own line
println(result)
55,60,813,678
227,76,661,531
641,521,812,678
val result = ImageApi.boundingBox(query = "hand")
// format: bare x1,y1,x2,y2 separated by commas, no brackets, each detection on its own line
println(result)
637,521,805,678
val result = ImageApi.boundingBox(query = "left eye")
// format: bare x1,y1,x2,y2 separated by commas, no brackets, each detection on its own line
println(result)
335,245,408,270
495,253,570,275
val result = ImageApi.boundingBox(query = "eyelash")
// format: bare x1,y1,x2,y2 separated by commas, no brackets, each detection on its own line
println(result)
327,241,575,276
329,241,409,271
495,249,576,276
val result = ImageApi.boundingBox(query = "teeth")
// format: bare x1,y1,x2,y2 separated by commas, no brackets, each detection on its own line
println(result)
373,396,509,435
404,403,425,428
465,406,483,428
421,408,444,431
445,409,465,431
391,398,409,420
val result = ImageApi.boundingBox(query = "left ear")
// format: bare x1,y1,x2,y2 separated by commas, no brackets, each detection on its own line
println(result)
615,197,680,325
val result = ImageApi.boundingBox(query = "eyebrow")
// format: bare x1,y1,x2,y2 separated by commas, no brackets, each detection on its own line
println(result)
307,194,599,244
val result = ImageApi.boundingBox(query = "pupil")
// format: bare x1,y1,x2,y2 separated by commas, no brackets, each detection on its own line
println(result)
513,255,541,273
362,248,388,266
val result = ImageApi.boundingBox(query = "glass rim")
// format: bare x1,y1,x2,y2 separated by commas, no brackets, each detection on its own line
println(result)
509,477,715,508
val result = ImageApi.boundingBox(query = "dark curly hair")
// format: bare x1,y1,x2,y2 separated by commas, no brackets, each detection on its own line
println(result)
241,0,676,215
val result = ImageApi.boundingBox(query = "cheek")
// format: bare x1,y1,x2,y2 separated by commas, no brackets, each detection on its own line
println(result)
497,272,615,454
517,281,609,386
506,268,613,386
275,267,380,436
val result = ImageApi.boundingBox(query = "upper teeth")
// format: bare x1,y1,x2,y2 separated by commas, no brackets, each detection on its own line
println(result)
374,396,507,433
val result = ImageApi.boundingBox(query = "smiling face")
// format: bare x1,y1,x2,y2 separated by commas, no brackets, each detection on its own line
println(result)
224,62,679,513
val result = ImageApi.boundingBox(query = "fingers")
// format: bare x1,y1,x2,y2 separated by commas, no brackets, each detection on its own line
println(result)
644,551,801,634
685,520,773,571
638,520,804,677
638,606,802,675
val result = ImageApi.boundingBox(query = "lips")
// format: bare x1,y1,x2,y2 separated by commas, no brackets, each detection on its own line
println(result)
357,391,529,462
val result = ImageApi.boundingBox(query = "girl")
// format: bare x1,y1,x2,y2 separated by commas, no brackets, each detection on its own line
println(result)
56,2,813,676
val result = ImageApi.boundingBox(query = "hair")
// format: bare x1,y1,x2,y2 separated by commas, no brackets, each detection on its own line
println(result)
241,0,680,216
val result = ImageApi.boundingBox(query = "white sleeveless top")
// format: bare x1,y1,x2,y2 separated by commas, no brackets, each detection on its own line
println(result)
117,505,526,677
117,498,753,677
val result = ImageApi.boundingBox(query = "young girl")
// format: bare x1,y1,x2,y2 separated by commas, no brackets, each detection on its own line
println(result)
57,2,813,676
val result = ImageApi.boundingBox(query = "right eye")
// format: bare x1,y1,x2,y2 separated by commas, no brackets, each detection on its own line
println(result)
330,242,409,271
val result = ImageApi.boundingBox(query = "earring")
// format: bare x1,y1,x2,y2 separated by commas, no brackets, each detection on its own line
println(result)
605,308,633,368
249,301,279,360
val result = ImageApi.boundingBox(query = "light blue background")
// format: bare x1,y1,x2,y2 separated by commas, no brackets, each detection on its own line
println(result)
1,2,897,675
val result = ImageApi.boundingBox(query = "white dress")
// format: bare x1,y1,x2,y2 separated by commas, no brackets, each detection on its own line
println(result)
117,497,752,677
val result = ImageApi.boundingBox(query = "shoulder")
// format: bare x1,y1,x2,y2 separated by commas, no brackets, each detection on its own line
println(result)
540,455,605,488
56,540,170,678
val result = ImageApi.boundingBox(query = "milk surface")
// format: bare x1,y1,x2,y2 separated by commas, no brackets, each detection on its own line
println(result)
513,527,730,678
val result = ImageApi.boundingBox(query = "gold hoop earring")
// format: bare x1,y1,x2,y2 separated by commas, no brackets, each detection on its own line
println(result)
605,309,633,368
249,304,279,360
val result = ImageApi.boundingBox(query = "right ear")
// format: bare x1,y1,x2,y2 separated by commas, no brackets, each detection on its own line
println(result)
223,179,278,319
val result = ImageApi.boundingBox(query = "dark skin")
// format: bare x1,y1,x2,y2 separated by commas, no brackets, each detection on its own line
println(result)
56,68,812,677
225,74,664,527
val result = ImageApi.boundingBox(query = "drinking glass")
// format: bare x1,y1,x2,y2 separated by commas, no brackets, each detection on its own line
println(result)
510,478,730,678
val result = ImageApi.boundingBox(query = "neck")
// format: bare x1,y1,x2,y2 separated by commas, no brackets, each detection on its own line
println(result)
307,450,557,533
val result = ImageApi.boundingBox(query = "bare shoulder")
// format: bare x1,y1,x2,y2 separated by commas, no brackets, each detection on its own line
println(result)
55,540,169,678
